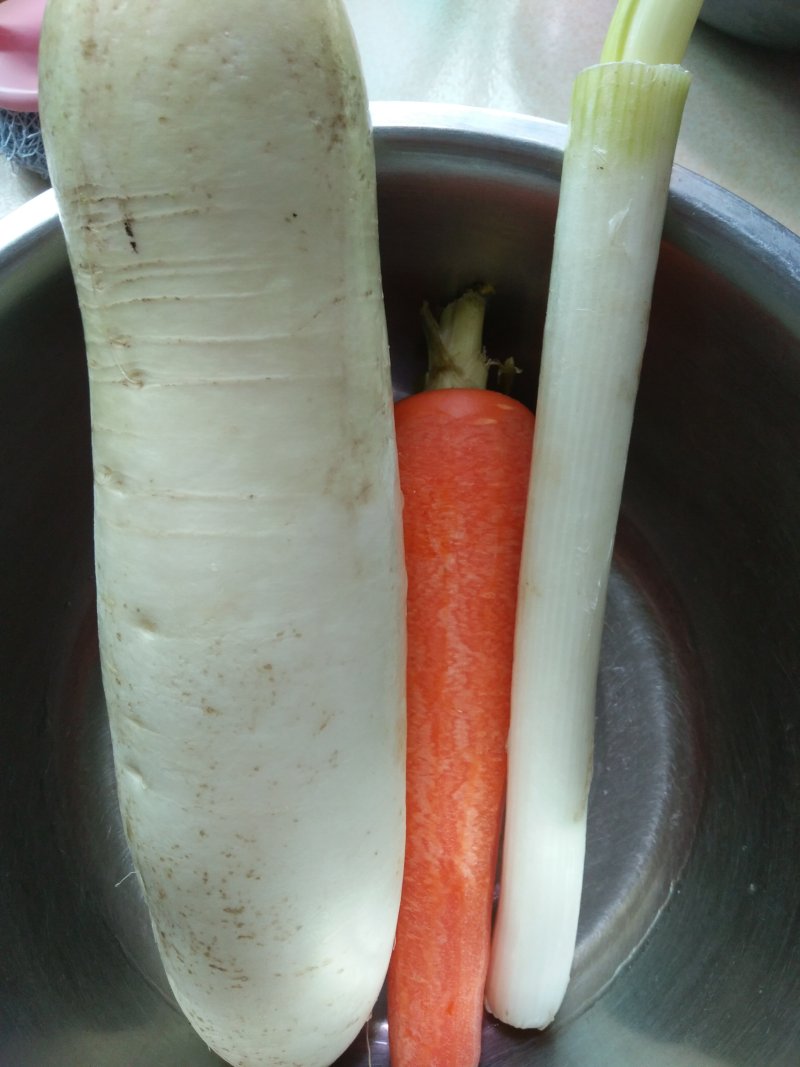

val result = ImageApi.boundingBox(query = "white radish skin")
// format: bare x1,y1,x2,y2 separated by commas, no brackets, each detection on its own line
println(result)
39,3,406,1066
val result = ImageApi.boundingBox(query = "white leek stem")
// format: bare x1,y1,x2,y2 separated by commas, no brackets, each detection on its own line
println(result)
485,60,691,1029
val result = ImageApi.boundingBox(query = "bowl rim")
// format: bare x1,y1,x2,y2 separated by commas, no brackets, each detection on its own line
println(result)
1,101,798,334
371,101,800,331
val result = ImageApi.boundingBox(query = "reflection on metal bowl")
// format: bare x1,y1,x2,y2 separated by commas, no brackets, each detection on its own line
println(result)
1,103,799,1066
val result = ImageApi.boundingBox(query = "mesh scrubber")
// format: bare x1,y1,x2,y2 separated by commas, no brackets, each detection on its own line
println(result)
0,108,47,177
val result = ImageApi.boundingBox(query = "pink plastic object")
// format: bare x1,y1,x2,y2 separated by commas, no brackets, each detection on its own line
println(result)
0,0,46,112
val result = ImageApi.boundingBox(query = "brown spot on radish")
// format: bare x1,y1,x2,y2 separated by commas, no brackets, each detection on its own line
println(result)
122,216,138,253
203,705,220,716
123,814,135,844
122,368,145,388
355,479,374,504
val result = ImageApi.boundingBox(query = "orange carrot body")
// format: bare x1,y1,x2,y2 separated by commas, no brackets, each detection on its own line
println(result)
388,387,534,1067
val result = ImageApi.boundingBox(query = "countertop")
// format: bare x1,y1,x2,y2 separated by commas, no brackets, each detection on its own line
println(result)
1,0,798,234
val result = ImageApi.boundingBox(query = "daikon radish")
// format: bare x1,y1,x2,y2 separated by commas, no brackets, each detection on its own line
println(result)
38,3,406,1066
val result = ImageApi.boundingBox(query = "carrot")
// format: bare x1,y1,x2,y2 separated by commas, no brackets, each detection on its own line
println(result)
388,289,534,1067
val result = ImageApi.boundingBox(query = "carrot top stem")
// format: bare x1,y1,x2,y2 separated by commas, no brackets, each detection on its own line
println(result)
421,287,492,391
495,356,522,397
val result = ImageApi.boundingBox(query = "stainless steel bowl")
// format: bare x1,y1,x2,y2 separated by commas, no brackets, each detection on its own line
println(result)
2,102,800,1066
700,0,800,50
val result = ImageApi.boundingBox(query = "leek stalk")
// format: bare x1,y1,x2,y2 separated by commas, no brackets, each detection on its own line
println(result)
485,0,702,1030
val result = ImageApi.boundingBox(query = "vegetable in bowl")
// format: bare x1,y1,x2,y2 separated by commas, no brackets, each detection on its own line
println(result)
38,2,406,1066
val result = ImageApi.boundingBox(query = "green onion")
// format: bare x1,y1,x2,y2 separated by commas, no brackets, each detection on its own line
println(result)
602,0,702,63
485,0,702,1031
